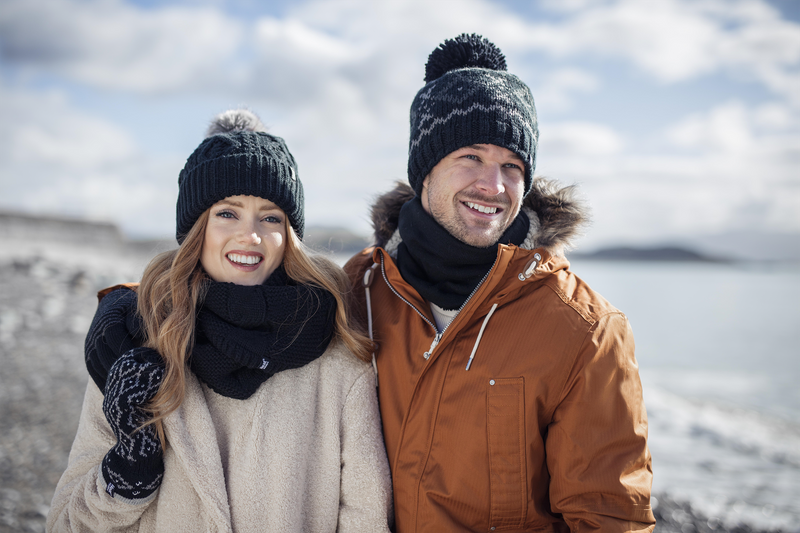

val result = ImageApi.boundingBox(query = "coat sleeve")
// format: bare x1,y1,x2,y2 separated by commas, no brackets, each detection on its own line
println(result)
337,368,394,533
545,313,656,532
47,381,157,532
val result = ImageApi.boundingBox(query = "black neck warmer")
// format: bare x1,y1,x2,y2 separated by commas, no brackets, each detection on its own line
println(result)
396,197,529,310
191,266,336,399
84,266,336,400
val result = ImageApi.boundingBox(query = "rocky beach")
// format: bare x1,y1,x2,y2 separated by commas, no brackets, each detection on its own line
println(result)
0,214,792,532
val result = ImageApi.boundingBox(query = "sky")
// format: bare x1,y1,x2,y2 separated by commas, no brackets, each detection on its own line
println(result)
1,0,799,254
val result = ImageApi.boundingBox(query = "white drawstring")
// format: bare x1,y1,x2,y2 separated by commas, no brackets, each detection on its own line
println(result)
465,303,498,371
363,264,379,386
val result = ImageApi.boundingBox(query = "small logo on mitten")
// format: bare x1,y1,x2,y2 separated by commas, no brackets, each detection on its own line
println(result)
260,359,269,370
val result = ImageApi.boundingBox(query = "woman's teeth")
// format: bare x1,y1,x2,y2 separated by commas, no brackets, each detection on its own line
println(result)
465,202,497,214
227,253,262,265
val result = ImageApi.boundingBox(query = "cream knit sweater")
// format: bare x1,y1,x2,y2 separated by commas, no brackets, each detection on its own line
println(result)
47,342,392,532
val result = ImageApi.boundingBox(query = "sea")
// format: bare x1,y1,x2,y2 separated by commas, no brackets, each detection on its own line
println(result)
568,259,800,531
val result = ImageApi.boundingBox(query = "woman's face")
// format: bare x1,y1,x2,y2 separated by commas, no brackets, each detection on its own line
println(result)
200,195,286,285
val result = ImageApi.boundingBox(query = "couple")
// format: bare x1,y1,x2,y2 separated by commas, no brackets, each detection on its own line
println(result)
48,34,655,532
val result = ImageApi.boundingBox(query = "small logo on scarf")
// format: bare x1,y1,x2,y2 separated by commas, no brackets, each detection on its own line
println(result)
260,359,270,370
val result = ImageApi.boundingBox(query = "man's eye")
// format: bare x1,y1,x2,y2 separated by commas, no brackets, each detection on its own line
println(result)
464,154,479,161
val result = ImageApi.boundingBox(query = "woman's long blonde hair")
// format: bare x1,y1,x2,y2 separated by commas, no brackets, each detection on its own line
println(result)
136,210,372,446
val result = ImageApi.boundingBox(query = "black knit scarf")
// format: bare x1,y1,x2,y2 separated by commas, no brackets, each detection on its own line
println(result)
396,197,529,310
84,266,336,400
191,266,336,399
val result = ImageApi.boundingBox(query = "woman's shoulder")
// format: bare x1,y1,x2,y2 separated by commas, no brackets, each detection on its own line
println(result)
315,340,374,383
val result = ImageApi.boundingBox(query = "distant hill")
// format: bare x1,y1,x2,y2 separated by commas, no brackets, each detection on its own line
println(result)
570,246,727,262
303,225,371,254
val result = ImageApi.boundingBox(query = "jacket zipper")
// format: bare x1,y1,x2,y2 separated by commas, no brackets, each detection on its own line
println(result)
379,250,499,360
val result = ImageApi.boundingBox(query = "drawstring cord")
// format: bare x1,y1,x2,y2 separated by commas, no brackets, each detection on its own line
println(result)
465,303,498,371
363,264,379,386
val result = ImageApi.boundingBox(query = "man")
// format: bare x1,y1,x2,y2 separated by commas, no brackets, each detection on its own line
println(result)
345,34,655,532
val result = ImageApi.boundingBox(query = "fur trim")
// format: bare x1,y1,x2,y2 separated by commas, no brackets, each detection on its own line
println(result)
520,178,589,255
371,182,415,248
371,178,590,257
206,109,267,138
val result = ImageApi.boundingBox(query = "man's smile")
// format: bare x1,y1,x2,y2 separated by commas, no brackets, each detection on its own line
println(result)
464,201,499,214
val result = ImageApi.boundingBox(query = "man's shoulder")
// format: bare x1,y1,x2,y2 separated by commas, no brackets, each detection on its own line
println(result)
343,247,376,277
532,266,624,327
342,247,378,332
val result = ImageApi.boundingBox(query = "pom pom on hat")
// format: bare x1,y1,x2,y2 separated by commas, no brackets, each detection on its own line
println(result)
424,33,507,83
205,109,267,137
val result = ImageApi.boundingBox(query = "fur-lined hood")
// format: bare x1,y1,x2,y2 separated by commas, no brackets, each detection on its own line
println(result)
370,178,590,257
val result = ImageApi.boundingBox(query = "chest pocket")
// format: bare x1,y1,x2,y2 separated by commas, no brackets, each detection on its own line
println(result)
487,377,527,530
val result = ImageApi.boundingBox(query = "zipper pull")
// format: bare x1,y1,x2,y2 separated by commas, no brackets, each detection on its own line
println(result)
423,332,442,360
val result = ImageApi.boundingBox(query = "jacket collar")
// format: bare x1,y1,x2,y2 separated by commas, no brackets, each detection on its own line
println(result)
369,178,590,260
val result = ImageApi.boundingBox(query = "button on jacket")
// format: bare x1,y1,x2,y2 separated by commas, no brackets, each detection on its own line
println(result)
345,181,655,532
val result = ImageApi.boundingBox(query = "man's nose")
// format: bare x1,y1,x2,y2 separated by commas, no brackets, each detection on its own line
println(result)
475,164,504,196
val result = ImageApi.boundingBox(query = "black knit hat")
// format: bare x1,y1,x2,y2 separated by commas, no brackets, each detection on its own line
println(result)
176,111,304,243
408,34,538,197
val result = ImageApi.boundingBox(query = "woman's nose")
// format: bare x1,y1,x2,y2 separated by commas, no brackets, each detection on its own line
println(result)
237,225,262,245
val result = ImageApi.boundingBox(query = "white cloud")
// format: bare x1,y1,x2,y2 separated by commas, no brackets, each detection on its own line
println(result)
0,0,244,93
666,101,754,152
4,0,797,101
541,99,800,245
0,82,178,235
0,84,135,171
540,121,625,156
0,0,798,245
523,0,800,104
532,68,599,111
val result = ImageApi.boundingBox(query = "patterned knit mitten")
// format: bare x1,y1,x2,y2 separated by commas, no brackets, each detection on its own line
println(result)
101,347,165,501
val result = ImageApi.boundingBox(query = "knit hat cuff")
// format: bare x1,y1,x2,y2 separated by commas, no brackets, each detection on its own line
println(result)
176,150,303,242
408,109,535,195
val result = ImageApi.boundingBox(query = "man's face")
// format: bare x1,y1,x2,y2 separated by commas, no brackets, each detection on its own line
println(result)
421,144,526,248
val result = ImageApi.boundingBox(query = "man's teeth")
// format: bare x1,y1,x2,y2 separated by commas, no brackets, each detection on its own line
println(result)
227,253,262,265
465,202,497,214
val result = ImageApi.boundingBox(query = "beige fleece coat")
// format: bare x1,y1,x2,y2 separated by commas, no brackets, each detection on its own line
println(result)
47,342,393,532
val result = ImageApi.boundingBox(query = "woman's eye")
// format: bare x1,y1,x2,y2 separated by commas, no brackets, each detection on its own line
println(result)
263,215,283,224
216,210,236,219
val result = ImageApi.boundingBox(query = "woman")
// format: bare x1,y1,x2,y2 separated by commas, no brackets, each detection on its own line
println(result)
47,110,392,532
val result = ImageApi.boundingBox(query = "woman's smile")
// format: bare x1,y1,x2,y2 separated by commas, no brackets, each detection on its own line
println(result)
226,250,264,269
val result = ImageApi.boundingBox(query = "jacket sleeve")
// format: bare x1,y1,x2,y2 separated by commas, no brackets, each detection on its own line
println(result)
337,368,394,533
47,381,157,532
545,312,655,532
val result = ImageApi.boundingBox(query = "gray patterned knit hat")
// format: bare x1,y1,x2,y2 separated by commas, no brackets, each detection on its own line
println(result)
408,34,538,197
176,110,304,243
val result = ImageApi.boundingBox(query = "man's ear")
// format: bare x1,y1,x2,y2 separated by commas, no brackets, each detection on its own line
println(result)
420,174,431,213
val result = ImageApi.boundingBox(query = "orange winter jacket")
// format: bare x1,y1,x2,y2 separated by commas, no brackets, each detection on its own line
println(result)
344,182,655,533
